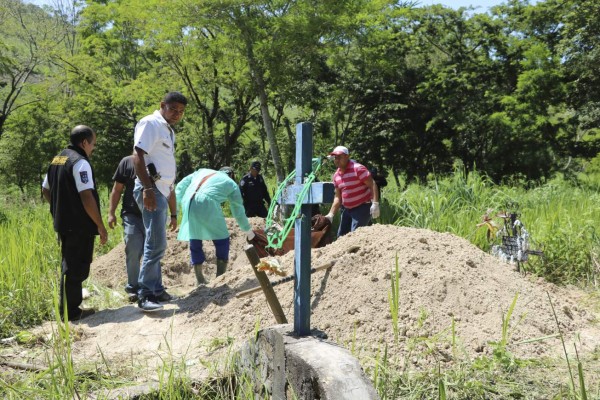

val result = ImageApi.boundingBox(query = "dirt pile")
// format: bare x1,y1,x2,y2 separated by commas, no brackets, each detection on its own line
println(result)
36,221,600,377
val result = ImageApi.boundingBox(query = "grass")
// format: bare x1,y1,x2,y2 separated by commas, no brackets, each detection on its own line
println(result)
382,170,600,286
389,253,401,343
0,194,123,338
0,202,60,337
487,293,524,372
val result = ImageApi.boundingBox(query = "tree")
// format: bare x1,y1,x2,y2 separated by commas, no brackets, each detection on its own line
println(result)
178,0,380,181
133,0,258,174
53,0,172,185
557,0,600,166
0,0,54,139
0,102,62,193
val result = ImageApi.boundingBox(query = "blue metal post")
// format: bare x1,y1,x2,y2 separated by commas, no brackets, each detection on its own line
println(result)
294,122,312,336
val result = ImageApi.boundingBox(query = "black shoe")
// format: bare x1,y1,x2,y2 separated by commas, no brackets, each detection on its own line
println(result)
138,296,163,312
155,290,177,303
127,293,139,302
125,286,139,302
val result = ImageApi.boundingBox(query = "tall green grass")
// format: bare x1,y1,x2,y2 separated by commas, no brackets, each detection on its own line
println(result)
0,196,122,338
382,170,600,285
0,203,59,337
388,253,401,343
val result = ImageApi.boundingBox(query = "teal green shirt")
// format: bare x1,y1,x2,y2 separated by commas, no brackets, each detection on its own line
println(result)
176,169,251,241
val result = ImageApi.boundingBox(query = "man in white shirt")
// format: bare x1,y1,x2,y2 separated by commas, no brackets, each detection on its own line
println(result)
132,92,187,312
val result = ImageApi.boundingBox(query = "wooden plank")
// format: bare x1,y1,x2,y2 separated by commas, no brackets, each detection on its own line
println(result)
244,245,288,324
236,260,335,299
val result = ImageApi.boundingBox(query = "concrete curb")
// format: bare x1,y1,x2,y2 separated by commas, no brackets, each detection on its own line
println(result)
238,324,380,400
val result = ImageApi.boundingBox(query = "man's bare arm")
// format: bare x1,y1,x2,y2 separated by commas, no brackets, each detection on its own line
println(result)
108,181,124,229
133,147,156,211
326,187,342,219
364,176,379,203
42,187,51,203
80,189,108,244
168,191,178,231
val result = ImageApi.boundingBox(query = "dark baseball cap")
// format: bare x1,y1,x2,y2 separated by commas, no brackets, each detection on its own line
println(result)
251,161,261,171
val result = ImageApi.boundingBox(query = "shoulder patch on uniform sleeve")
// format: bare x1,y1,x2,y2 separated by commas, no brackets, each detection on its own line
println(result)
80,171,89,184
51,156,68,165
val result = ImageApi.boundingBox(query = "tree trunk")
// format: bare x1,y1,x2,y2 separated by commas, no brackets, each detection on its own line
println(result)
241,32,285,183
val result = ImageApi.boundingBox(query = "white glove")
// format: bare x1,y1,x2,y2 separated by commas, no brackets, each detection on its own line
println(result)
325,213,334,223
245,230,255,241
370,202,380,219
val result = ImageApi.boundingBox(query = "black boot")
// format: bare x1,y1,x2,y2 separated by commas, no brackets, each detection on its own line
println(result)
216,259,228,277
193,264,207,285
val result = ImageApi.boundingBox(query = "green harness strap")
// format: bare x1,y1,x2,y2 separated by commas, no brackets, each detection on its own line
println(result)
264,157,325,252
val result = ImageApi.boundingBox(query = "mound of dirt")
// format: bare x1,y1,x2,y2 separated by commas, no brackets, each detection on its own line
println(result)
34,221,600,379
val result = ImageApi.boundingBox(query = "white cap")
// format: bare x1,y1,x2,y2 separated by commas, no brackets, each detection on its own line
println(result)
329,146,349,156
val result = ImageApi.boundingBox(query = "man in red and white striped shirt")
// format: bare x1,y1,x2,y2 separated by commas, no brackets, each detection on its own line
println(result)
325,146,380,237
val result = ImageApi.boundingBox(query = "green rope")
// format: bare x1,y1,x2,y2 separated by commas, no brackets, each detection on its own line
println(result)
265,170,295,229
264,158,326,252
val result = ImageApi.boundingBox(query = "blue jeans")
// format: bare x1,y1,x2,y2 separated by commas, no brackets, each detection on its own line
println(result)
190,238,230,264
122,213,145,292
134,186,168,298
337,202,372,238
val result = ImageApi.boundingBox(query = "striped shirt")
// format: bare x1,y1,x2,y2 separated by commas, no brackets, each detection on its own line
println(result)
333,160,372,209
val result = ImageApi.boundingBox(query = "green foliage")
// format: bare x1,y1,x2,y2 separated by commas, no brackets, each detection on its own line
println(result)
2,0,600,187
0,102,62,193
487,293,524,372
0,201,59,337
0,0,59,138
388,253,401,343
0,189,121,338
385,169,600,285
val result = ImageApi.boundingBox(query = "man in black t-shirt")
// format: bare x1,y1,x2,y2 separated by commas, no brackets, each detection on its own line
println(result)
108,155,144,301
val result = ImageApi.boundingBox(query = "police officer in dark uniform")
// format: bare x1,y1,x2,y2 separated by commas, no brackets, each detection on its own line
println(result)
239,161,271,218
369,167,388,202
42,125,108,321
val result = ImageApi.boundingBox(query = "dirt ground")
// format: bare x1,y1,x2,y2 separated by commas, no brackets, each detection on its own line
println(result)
19,219,600,385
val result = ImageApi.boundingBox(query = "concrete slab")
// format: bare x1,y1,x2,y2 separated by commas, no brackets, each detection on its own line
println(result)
238,324,379,400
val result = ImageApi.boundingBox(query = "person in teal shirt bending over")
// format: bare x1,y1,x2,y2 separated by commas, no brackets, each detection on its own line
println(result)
176,166,255,285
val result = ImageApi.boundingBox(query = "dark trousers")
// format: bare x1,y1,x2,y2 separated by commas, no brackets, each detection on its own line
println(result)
244,204,268,218
189,238,230,264
59,233,95,318
337,202,372,238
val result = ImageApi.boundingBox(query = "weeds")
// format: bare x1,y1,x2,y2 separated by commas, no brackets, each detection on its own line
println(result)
385,171,600,285
487,293,524,371
388,253,400,343
547,291,590,399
